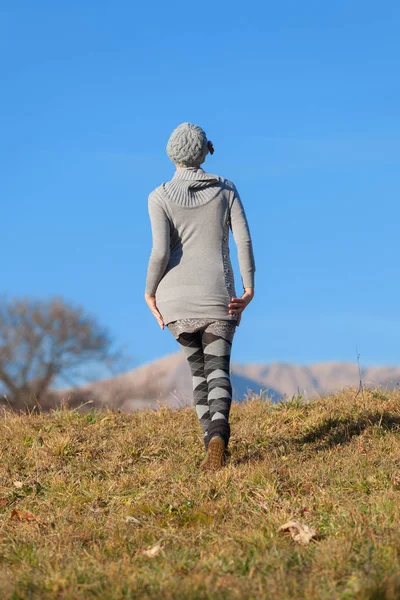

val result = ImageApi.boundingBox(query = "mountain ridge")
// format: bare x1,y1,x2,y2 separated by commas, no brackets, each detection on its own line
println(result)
50,354,400,412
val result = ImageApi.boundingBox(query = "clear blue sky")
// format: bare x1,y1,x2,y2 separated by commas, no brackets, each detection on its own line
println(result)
2,1,399,370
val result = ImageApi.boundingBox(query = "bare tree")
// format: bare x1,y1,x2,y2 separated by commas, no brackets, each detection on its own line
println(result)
0,297,121,409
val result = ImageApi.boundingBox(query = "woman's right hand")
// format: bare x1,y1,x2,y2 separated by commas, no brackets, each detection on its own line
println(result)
144,293,165,330
228,288,254,326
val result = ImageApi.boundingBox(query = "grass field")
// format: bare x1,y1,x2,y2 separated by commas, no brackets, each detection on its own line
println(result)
1,387,400,599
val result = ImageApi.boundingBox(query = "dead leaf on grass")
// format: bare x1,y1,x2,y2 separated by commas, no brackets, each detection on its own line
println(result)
139,541,163,557
279,520,317,545
10,509,40,523
125,516,141,525
391,471,400,489
13,481,23,489
89,506,103,514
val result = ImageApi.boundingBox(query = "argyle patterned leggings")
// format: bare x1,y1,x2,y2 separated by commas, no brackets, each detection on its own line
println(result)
176,328,235,451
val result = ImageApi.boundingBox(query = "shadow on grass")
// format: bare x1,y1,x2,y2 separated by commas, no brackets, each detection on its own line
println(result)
298,412,400,449
232,412,400,466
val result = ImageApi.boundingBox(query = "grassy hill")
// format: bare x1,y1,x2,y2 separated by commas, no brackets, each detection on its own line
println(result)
1,387,400,599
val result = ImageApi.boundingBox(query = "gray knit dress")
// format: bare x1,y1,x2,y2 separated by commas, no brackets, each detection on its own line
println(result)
145,167,255,338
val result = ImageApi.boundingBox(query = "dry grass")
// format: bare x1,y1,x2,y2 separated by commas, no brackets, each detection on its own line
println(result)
1,387,400,599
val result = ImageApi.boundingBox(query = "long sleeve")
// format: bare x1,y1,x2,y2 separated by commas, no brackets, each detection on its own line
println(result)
145,192,171,296
229,184,256,289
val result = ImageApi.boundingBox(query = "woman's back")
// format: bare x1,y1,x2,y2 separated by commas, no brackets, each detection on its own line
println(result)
146,167,255,324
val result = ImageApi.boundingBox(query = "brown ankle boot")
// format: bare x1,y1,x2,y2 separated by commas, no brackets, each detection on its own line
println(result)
200,435,226,471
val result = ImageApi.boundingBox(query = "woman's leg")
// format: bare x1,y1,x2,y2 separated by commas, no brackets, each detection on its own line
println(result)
176,331,211,450
201,327,234,449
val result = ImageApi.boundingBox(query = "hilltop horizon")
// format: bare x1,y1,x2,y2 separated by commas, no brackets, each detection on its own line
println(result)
38,353,400,416
137,351,400,370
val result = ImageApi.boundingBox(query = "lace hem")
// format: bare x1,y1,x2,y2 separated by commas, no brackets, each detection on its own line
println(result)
167,318,237,340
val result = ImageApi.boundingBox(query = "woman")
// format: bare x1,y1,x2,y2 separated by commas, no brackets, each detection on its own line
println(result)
145,122,255,471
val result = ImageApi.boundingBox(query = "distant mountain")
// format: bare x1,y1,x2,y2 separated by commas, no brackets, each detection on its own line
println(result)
49,353,400,413
232,362,400,398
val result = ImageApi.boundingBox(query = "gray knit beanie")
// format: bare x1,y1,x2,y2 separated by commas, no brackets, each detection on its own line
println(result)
166,122,209,167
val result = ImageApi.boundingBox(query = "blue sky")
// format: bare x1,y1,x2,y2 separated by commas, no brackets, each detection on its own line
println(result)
2,1,399,370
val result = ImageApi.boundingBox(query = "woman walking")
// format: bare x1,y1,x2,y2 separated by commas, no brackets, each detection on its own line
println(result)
145,122,255,471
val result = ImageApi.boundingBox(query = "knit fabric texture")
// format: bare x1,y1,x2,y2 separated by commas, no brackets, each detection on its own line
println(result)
145,167,256,324
166,122,209,167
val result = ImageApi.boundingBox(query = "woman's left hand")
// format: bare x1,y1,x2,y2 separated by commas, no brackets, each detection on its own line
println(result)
228,288,254,326
144,293,165,329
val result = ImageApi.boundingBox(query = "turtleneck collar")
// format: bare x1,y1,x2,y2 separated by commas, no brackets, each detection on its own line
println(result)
172,167,218,182
159,167,221,207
